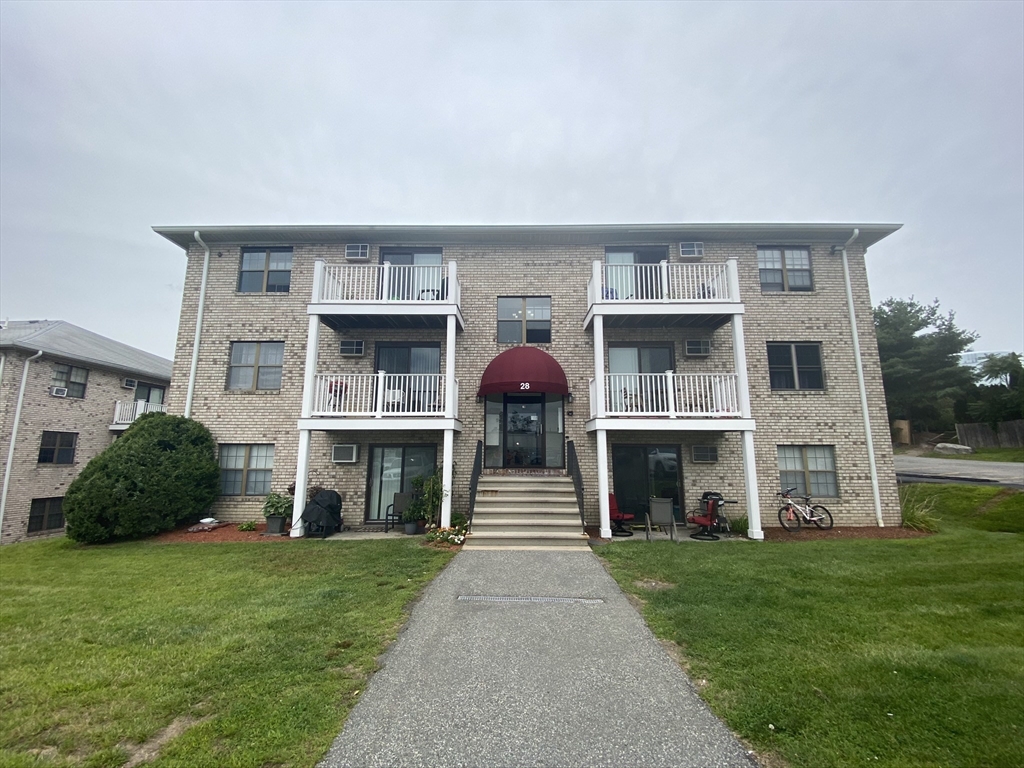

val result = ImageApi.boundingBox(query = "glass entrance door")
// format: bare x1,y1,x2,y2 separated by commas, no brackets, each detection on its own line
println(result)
505,395,543,467
366,445,436,522
485,393,564,468
611,444,683,522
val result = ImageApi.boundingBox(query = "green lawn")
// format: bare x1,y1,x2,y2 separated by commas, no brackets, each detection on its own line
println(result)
599,485,1024,768
0,538,454,768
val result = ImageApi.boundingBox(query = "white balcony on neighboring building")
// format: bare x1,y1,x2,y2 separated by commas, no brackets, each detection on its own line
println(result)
585,372,754,432
308,260,465,330
110,400,167,430
298,372,462,432
585,259,743,330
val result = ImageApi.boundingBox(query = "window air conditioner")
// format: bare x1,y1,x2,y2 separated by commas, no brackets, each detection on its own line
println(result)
123,378,138,389
345,244,370,261
679,242,704,260
50,387,68,398
332,444,358,463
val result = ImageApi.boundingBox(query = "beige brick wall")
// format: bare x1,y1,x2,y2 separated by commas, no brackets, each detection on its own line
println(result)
168,237,899,529
0,350,169,544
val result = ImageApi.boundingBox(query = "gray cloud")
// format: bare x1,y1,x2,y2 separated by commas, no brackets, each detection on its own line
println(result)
2,0,1021,357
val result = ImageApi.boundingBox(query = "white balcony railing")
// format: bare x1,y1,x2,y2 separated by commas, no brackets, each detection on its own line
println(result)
312,372,457,418
317,262,461,306
589,372,741,418
587,260,738,305
112,400,167,425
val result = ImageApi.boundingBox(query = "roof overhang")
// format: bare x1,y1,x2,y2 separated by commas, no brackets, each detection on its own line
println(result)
153,223,902,251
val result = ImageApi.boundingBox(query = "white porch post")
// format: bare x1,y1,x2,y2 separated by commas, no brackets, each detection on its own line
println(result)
444,314,456,418
597,429,611,538
440,428,454,528
726,258,740,303
731,312,762,539
593,314,606,417
374,371,386,418
665,370,677,418
741,431,763,540
659,260,669,302
291,429,312,537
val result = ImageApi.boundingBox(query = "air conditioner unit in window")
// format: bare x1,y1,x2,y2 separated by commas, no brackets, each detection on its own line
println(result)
332,444,358,463
122,378,138,389
685,339,711,357
679,242,704,261
339,340,364,356
50,387,68,398
345,244,370,261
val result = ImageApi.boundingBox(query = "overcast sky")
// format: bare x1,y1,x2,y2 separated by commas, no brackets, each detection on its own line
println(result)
1,0,1021,360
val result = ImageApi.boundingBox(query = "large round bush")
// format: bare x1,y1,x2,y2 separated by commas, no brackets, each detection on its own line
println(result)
64,413,220,544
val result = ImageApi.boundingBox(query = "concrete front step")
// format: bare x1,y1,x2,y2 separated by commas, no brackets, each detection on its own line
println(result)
471,522,583,535
473,513,581,524
474,502,580,514
469,475,585,550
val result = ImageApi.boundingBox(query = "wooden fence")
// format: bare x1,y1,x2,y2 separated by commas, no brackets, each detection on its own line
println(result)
955,419,1024,449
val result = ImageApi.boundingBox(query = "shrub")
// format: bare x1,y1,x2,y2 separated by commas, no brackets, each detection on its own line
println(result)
262,492,293,518
900,485,940,533
238,520,258,532
64,413,220,544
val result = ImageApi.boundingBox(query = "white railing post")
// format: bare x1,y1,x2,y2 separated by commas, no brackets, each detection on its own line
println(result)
447,260,457,304
666,371,677,418
312,259,325,303
660,260,669,302
374,370,386,418
726,258,740,303
381,261,391,302
592,260,603,303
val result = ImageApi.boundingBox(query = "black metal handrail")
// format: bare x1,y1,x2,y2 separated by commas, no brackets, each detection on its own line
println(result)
566,440,585,528
468,440,483,526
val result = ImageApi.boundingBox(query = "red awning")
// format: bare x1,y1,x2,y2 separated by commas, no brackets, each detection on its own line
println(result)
477,347,570,397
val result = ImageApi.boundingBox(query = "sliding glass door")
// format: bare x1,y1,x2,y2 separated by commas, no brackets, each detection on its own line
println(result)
366,445,437,522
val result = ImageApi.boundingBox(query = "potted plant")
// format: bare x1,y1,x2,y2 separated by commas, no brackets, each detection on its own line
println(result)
410,470,448,532
262,491,293,535
401,494,425,535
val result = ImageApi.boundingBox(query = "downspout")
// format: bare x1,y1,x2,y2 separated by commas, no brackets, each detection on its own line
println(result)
0,350,43,537
839,229,885,527
185,231,212,419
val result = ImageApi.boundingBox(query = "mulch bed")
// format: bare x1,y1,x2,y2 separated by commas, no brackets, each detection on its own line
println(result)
151,522,292,544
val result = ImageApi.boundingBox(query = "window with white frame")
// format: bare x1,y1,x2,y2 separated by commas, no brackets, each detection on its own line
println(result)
757,247,812,292
51,364,88,398
219,444,275,496
777,446,838,497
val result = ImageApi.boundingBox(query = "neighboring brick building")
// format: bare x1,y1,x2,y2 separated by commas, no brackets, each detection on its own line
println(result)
0,321,172,544
154,223,902,540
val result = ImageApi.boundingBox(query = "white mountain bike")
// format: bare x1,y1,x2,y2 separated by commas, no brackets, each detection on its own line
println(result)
777,487,834,532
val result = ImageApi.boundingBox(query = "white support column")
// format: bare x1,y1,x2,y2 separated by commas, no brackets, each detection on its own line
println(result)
597,429,611,538
445,314,456,418
301,314,320,419
291,429,311,537
665,370,677,418
726,258,741,303
731,314,752,419
659,260,670,302
741,430,763,540
381,261,391,301
375,371,386,418
593,314,606,418
441,429,454,528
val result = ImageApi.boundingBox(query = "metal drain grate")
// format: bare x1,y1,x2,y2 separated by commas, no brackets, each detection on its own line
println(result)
457,595,604,605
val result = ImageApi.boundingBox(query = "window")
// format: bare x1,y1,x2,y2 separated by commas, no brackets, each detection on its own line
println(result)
498,297,551,343
692,445,718,463
28,497,64,533
227,342,284,391
767,343,824,390
219,444,275,496
238,247,293,293
685,339,711,357
778,446,838,497
757,247,812,292
38,432,77,464
51,364,88,398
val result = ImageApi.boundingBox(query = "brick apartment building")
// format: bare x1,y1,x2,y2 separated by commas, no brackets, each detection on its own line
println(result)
0,321,173,544
154,223,902,544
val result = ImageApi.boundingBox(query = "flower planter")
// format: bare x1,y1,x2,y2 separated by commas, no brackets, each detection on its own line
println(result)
265,515,288,535
404,521,419,535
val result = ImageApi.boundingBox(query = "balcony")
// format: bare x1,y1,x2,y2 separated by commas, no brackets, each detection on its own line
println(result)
299,372,462,432
110,400,166,430
585,259,742,330
309,260,464,330
586,372,753,432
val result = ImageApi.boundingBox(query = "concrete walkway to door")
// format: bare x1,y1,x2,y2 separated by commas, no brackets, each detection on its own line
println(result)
317,551,756,768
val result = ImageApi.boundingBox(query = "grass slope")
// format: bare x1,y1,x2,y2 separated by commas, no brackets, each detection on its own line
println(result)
599,486,1024,768
0,539,454,768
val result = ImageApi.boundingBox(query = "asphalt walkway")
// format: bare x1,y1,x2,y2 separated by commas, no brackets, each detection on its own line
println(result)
894,455,1024,487
318,550,755,768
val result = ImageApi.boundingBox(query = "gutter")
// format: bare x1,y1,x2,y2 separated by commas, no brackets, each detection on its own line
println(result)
0,350,43,538
838,229,885,526
184,231,211,419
